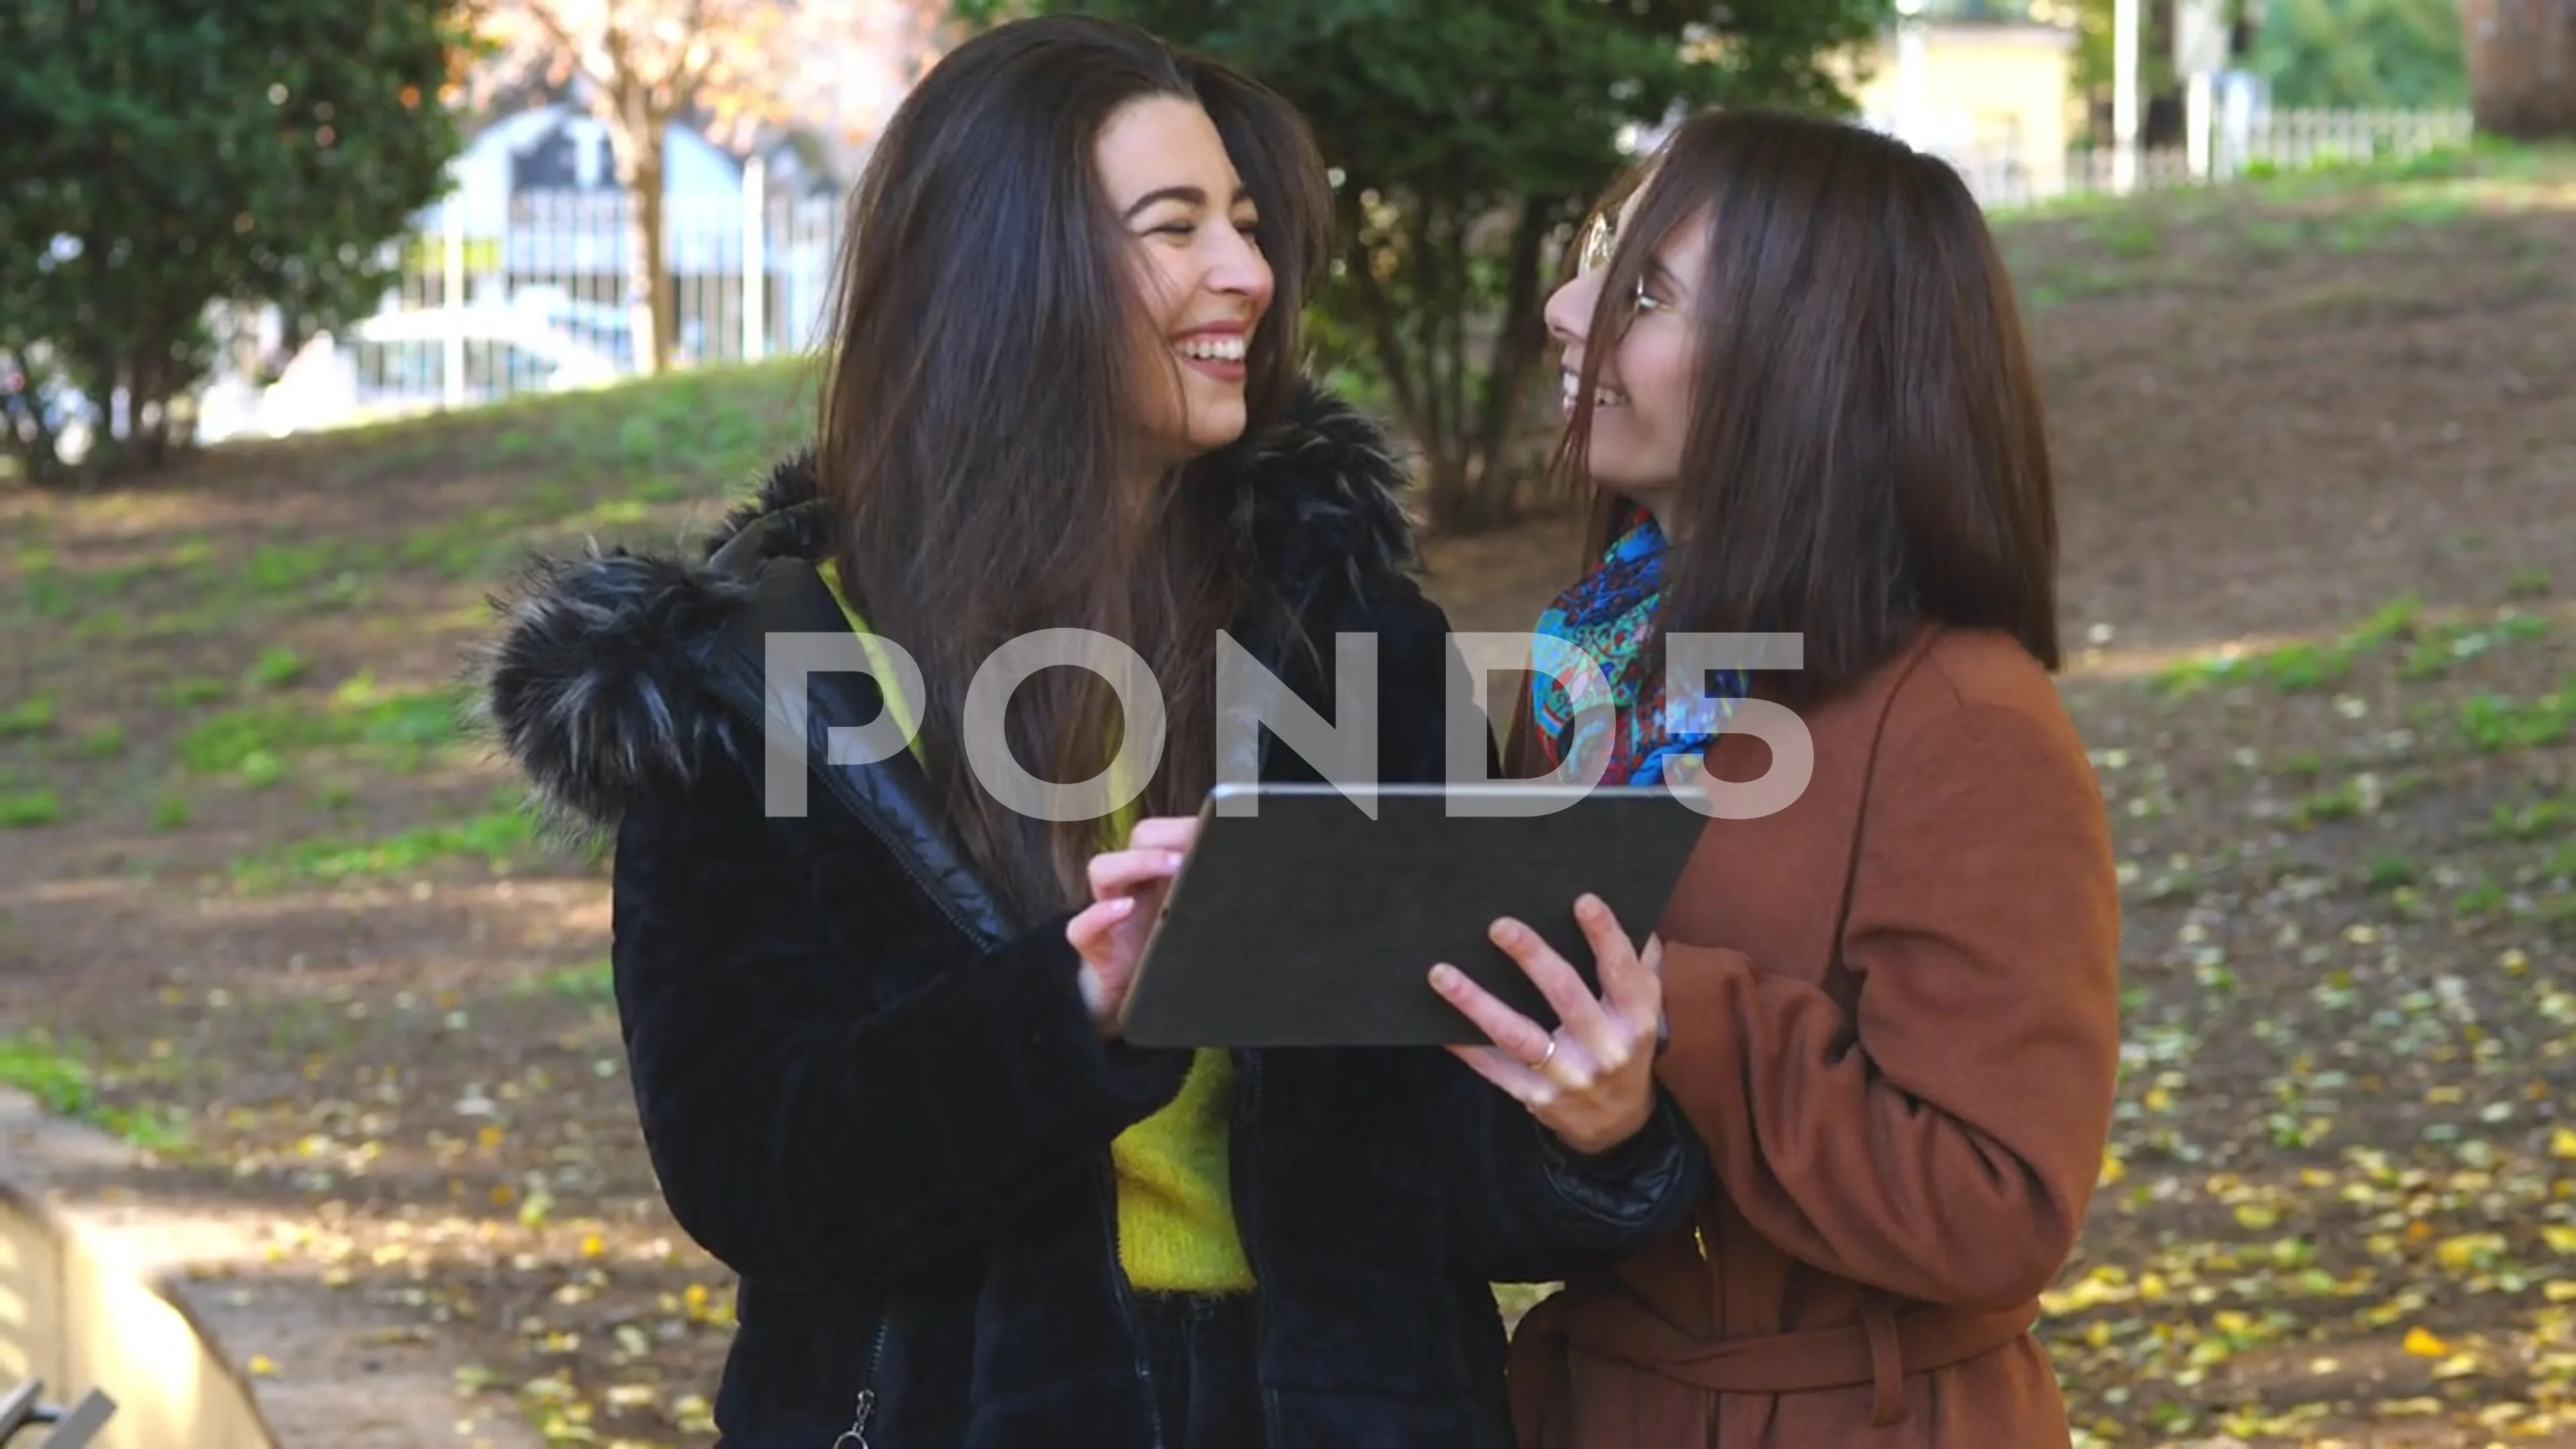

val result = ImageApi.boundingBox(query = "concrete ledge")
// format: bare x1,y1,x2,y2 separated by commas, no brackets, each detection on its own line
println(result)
0,1088,545,1449
0,1091,274,1449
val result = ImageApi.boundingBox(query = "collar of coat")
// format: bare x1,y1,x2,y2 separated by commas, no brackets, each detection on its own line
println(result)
474,380,1418,850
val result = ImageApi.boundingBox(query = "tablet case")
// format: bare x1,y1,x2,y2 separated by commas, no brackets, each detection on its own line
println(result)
1118,783,1711,1048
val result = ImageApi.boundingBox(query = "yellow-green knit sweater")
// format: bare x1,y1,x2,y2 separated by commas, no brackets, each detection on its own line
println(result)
820,564,1252,1293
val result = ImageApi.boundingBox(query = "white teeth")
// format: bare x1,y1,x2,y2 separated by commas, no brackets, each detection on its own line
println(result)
1179,335,1247,362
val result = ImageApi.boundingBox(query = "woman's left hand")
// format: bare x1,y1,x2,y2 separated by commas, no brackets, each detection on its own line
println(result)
1429,894,1664,1158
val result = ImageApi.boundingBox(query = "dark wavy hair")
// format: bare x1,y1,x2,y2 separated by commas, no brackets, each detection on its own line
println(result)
1558,109,2061,705
815,14,1333,922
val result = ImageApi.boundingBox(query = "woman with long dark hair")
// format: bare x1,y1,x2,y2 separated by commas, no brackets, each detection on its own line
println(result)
481,16,1699,1448
1466,109,2124,1446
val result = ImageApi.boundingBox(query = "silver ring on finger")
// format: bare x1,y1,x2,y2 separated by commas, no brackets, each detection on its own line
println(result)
1530,1036,1560,1073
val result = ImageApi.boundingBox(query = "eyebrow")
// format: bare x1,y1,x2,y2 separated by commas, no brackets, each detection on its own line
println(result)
1121,184,1254,221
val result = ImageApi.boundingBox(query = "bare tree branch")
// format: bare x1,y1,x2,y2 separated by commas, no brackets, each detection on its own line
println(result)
463,0,947,374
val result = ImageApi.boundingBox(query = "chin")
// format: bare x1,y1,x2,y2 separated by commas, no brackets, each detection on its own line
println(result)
1586,464,1676,515
1184,405,1249,454
1584,454,1651,490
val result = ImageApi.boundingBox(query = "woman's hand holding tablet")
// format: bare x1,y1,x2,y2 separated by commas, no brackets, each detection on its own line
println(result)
1067,816,1200,1036
1428,896,1665,1157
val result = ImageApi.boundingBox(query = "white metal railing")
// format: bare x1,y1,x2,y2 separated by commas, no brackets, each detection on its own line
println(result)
2229,105,2475,171
195,164,847,441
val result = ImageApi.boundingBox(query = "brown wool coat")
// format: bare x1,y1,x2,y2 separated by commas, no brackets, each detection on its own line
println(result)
1505,627,2123,1448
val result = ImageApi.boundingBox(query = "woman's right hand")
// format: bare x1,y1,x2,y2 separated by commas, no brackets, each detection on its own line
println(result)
1066,816,1200,1036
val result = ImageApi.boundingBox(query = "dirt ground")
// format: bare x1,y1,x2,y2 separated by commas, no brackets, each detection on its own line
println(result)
3,147,2574,1447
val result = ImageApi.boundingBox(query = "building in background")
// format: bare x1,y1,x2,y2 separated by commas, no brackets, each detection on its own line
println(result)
201,103,853,442
1842,0,2083,204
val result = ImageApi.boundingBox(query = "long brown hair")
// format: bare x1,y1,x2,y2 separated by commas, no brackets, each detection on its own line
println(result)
1557,109,2060,706
816,15,1332,921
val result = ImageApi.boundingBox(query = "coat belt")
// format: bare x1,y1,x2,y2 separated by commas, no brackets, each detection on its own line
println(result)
1512,1289,2039,1430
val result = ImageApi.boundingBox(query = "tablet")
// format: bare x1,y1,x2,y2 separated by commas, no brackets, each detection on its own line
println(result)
1117,782,1711,1049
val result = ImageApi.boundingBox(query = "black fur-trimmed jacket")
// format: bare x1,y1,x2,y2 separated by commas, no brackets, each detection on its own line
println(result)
478,384,1704,1448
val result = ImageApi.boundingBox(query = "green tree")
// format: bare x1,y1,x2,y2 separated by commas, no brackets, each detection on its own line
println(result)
959,1,1891,531
0,0,470,482
2253,0,2468,107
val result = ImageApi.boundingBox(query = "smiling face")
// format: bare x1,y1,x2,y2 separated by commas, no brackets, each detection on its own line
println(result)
1094,94,1275,464
1542,184,1713,515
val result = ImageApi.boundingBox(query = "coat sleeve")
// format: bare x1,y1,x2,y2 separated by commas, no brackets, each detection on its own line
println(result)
608,756,1193,1286
1654,698,2122,1310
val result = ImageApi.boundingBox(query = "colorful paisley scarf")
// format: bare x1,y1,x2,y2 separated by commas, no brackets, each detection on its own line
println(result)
1526,512,1746,786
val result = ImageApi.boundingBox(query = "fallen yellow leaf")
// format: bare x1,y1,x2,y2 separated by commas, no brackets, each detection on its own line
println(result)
2433,1352,2484,1380
247,1354,278,1377
2544,1281,2576,1303
2235,1204,2280,1230
2436,1232,2506,1271
2555,1128,2576,1161
2402,1326,2449,1358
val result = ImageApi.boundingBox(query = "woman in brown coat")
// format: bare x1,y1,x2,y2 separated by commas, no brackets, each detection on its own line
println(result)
1428,109,2124,1446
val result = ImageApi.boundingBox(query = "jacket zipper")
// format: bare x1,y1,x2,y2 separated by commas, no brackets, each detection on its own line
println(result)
1232,1049,1281,1449
1099,1161,1168,1449
837,1308,894,1447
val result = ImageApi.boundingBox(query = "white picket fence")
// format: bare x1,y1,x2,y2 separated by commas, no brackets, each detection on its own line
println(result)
194,106,2481,440
1947,107,2477,211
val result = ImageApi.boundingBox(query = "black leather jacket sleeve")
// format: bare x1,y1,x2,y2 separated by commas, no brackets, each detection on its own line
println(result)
1443,1071,1707,1283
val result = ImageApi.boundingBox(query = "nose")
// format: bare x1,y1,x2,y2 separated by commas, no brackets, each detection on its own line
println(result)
1544,270,1598,352
1208,227,1275,317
